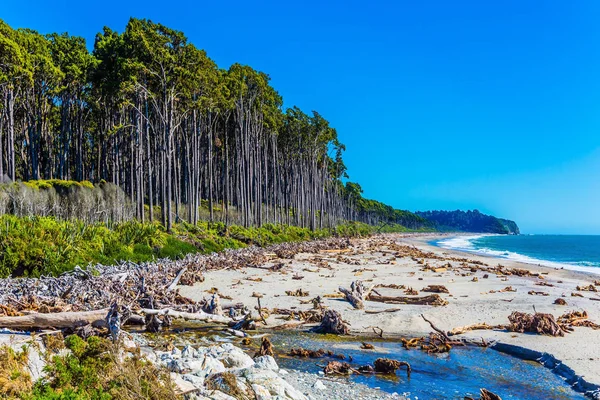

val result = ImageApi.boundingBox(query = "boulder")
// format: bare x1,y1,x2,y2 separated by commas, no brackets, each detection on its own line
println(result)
254,355,279,371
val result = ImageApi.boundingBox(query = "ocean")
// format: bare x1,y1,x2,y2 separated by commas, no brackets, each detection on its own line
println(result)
435,234,600,272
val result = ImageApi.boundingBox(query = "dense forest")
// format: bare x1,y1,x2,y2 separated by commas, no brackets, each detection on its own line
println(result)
0,17,430,231
416,210,520,234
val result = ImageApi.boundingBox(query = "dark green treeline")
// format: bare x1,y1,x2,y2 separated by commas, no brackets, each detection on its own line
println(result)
0,18,427,231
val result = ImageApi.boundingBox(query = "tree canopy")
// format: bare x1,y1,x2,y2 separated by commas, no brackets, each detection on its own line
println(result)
0,18,427,231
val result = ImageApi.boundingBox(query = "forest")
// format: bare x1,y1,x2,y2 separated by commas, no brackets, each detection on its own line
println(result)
0,17,427,232
416,210,520,235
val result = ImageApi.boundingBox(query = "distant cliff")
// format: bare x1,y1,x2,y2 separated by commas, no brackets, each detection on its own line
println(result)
416,210,520,235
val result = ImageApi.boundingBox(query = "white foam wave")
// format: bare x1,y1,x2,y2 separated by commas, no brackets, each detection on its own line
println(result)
436,235,600,275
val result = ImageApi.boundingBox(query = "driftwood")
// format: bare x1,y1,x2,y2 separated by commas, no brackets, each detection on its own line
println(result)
508,311,563,336
557,310,600,331
323,361,352,374
0,238,350,319
448,322,504,336
421,285,449,294
480,388,502,400
167,267,188,291
202,293,223,316
0,308,109,329
374,358,411,378
366,293,447,306
554,298,567,305
141,308,231,324
255,337,274,357
421,314,451,341
312,309,350,334
339,281,371,309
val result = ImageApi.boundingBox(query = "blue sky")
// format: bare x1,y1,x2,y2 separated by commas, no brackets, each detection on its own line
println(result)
3,1,600,234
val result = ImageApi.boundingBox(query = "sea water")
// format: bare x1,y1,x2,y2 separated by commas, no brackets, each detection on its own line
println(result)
436,234,600,272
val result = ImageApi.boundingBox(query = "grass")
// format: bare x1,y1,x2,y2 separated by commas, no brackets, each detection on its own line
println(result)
0,336,177,400
0,214,393,278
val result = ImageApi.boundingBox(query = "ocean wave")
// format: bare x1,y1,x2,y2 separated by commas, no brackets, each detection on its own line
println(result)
435,235,600,274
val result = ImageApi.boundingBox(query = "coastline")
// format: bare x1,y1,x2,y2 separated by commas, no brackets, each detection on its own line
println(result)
427,233,600,276
179,232,600,396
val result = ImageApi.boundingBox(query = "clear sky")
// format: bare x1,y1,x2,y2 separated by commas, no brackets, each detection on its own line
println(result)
3,1,600,234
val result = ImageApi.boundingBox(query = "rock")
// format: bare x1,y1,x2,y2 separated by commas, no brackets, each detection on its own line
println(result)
193,355,226,377
220,346,255,369
254,355,279,371
171,373,198,395
182,373,205,388
252,383,272,400
240,368,307,400
182,344,196,358
312,380,326,391
171,347,182,359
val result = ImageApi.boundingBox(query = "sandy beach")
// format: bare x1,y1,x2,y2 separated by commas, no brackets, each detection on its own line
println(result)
179,233,600,391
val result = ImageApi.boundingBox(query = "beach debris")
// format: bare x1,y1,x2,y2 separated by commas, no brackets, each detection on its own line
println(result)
285,289,309,297
364,308,403,314
272,308,323,323
312,309,350,334
421,285,449,294
374,358,411,377
576,284,598,292
254,337,274,357
374,283,406,290
323,361,353,375
527,290,549,296
290,348,325,358
401,337,423,349
360,342,375,350
448,322,504,336
399,314,465,353
554,298,567,306
557,310,600,331
203,293,223,316
0,238,350,328
289,348,346,359
366,293,448,306
404,287,419,295
339,280,371,309
465,388,503,400
508,311,564,336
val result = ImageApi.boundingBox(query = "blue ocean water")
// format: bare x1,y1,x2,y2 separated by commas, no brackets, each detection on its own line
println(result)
435,234,600,271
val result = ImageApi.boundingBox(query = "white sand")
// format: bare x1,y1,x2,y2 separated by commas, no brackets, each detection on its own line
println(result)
179,233,600,386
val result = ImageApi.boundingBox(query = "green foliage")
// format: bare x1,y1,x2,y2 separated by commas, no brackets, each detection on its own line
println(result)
19,336,178,400
0,215,388,278
416,210,520,234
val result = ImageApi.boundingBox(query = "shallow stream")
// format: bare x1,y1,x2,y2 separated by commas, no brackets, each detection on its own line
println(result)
147,327,585,400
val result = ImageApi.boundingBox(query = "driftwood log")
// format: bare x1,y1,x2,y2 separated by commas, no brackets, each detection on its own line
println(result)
339,281,372,309
448,322,504,336
141,308,232,324
312,309,350,334
0,309,109,329
366,293,448,306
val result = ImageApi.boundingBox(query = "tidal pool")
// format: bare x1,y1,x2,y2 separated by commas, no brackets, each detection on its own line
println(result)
265,331,583,400
150,326,584,400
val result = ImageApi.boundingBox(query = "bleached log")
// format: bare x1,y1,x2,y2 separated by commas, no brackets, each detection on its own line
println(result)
140,308,231,324
0,309,109,329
